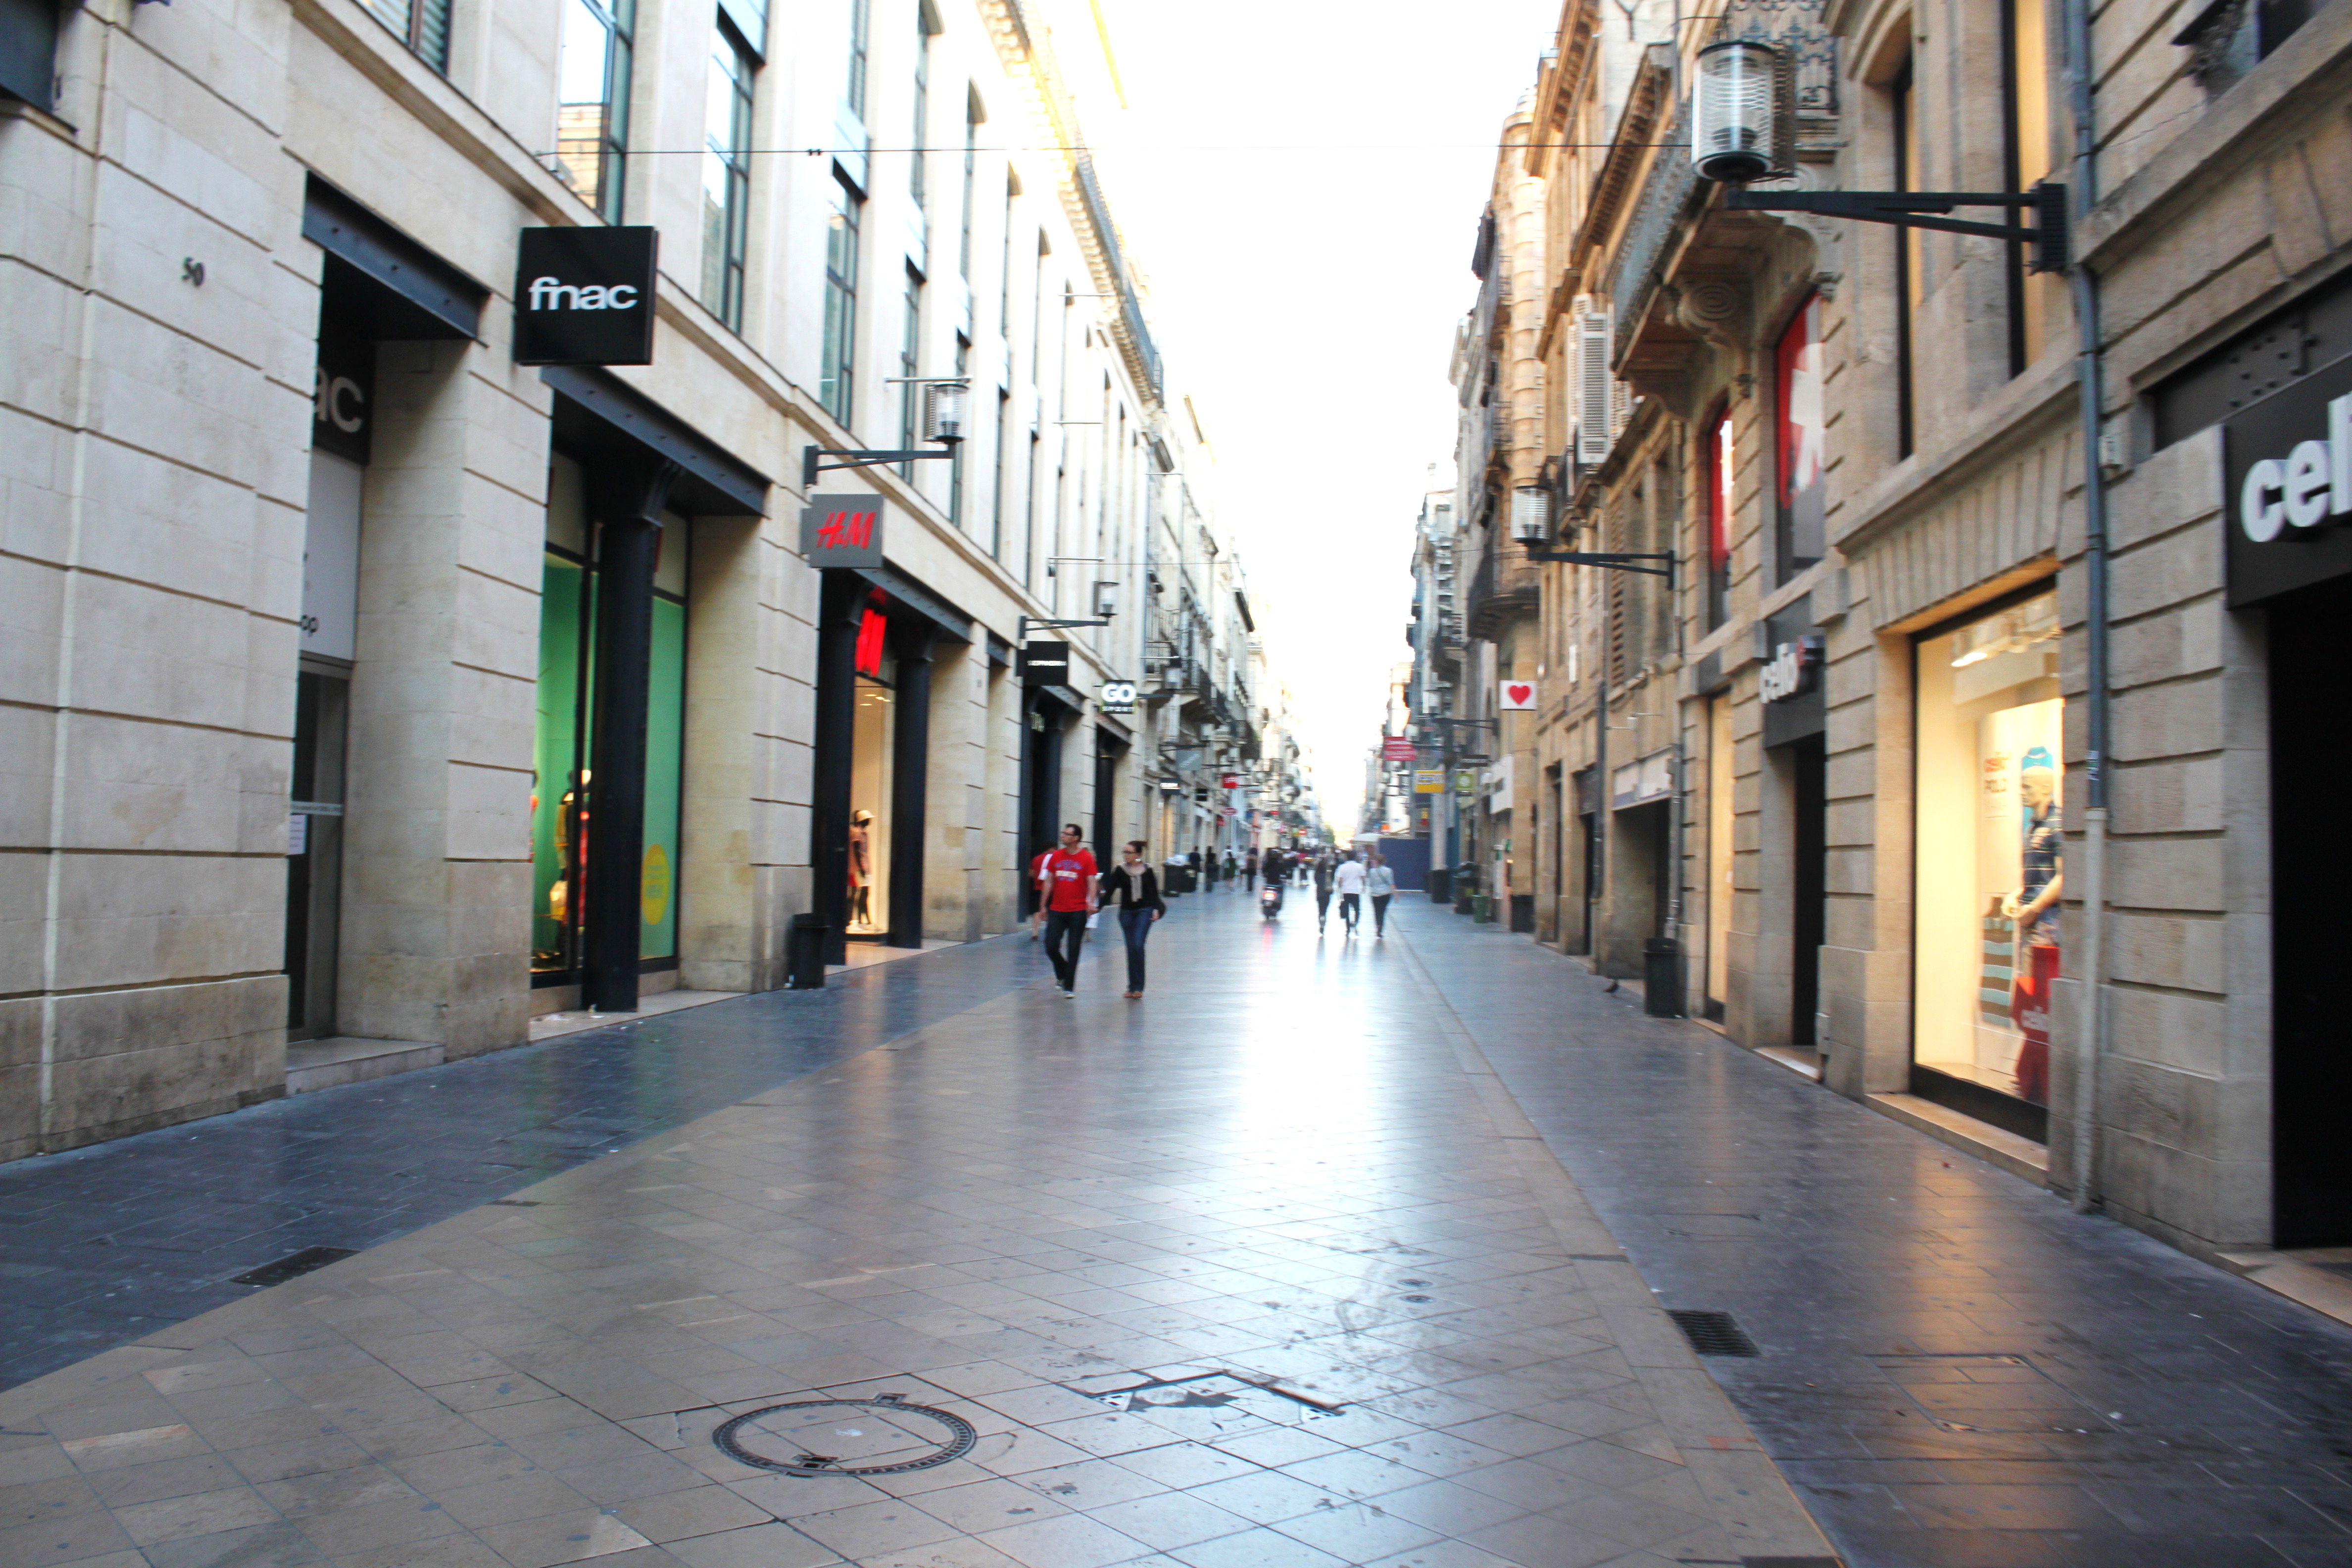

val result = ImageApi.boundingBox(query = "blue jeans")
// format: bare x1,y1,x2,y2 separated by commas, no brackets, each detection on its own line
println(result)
1118,906,1155,992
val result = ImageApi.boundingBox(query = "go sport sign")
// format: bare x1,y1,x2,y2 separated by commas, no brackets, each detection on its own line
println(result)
513,227,659,366
2225,353,2352,609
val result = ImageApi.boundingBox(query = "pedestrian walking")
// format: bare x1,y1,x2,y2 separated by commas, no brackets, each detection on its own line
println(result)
1365,851,1397,937
1243,848,1258,891
1222,849,1238,885
1313,851,1336,932
1334,852,1366,935
1037,823,1098,996
1098,840,1165,998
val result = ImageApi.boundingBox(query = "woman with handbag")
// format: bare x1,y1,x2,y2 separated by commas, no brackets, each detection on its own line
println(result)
1098,840,1166,999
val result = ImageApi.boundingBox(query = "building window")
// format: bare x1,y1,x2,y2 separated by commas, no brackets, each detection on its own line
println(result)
822,171,862,424
557,0,634,220
898,263,924,474
960,91,982,283
365,0,453,73
844,0,868,120
1775,292,1825,580
2002,0,2053,375
699,17,755,332
1911,588,2061,1126
909,4,932,210
1892,61,1920,459
950,335,970,526
993,388,1011,558
1703,402,1732,629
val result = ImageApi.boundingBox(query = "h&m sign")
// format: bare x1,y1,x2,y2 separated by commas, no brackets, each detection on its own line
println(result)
800,493,885,570
513,227,658,366
2226,355,2352,608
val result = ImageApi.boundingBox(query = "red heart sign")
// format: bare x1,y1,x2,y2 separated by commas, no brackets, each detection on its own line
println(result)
1507,684,1532,705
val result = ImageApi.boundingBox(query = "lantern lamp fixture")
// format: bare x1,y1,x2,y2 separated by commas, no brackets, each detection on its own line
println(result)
802,380,970,487
1690,39,2069,274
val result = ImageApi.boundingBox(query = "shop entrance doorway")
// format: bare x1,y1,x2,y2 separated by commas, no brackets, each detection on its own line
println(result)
1790,733,1826,1046
286,666,348,1041
2270,574,2352,1245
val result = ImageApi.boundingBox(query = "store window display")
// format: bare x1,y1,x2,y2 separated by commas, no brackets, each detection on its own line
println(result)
848,600,894,937
1911,590,2062,1113
530,455,688,979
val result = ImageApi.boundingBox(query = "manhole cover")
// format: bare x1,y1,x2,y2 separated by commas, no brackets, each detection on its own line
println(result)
713,1394,977,1477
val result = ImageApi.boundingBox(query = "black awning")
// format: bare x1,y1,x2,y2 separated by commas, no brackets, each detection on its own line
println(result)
541,365,770,518
302,176,485,341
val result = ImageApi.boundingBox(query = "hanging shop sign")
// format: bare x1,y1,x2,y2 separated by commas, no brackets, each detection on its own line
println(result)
1221,775,1241,789
1099,680,1137,714
801,492,885,570
1414,769,1446,794
2224,358,2352,608
1498,680,1537,711
1759,635,1824,702
1381,736,1417,761
1454,769,1477,796
514,227,659,365
1019,639,1071,688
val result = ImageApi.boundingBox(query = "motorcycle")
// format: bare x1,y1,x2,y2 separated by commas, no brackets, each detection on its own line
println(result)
1259,881,1283,921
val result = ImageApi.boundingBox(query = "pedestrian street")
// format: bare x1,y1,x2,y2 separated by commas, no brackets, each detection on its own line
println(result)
0,891,2348,1568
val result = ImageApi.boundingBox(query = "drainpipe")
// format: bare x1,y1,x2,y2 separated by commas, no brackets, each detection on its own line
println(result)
2062,0,2111,1214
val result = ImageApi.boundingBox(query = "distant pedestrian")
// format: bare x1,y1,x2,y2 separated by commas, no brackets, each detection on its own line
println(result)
1243,848,1259,890
1186,846,1203,892
1313,852,1336,932
1038,823,1098,997
1365,852,1397,938
1334,852,1366,935
1222,850,1238,884
1099,840,1165,999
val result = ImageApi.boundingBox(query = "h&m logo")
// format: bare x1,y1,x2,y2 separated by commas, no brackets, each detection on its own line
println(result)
815,508,877,551
527,276,640,312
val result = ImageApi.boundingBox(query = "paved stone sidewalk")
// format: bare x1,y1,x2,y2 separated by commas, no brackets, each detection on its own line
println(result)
0,900,1836,1568
1396,903,2352,1568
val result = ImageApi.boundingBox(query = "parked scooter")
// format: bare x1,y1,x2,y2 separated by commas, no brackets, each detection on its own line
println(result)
1259,880,1283,921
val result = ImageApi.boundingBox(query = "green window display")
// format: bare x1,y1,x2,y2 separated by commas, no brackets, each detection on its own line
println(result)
532,455,686,978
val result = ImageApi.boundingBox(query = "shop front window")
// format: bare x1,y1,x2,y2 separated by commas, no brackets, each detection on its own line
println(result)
848,600,894,936
1912,589,2061,1113
1775,292,1825,581
532,456,687,978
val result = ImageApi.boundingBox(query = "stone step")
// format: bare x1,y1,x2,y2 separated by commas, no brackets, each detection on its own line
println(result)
285,1036,444,1094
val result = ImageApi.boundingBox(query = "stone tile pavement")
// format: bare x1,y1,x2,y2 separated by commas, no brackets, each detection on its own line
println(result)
1397,903,2352,1568
0,898,1836,1568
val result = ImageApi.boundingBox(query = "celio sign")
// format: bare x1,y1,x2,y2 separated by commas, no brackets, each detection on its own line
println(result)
1759,634,1823,702
513,226,659,366
2226,355,2352,608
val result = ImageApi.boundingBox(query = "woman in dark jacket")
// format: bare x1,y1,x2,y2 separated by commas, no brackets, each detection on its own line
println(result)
1099,840,1166,998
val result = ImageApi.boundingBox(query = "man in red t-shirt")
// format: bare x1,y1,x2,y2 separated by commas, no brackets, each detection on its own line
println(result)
1038,823,1099,997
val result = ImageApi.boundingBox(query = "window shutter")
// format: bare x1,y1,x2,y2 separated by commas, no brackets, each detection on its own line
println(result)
1576,304,1613,468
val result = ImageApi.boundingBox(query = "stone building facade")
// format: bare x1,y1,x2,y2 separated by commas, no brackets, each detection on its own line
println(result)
1414,0,2352,1264
0,0,1267,1159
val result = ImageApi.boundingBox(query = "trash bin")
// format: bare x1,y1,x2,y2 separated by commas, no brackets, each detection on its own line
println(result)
1472,892,1492,923
1643,936,1684,1017
1427,867,1452,904
786,912,828,989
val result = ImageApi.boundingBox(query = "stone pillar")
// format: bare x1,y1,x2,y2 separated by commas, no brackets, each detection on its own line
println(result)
337,342,538,1058
679,515,769,992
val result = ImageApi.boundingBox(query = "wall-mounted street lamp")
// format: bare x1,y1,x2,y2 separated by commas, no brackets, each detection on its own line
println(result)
1691,39,2068,273
1510,485,1554,544
801,379,969,487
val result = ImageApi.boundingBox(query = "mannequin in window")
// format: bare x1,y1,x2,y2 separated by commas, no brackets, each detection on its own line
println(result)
849,808,875,927
2004,747,2062,1103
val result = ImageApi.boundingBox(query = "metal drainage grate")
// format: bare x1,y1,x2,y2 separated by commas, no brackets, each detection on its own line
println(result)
1668,1308,1760,1357
715,1393,977,1477
231,1246,356,1288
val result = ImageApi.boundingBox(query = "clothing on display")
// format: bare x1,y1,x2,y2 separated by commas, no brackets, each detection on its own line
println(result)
1912,591,2062,1110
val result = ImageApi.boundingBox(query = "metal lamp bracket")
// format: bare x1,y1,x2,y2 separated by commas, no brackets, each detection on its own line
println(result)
1725,183,2069,273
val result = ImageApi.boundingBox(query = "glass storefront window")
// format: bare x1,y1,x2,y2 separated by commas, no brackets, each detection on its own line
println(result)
1912,589,2062,1108
531,456,687,978
848,605,895,936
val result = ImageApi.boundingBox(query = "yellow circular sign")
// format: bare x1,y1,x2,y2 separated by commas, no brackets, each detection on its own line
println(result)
641,843,672,926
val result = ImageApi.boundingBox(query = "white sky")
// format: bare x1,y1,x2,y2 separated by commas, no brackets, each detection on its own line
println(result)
1027,0,1563,831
